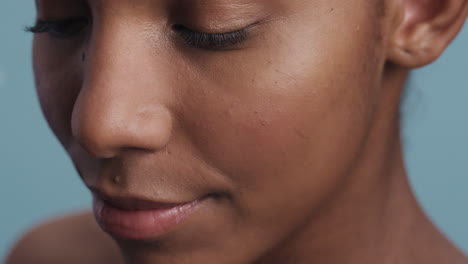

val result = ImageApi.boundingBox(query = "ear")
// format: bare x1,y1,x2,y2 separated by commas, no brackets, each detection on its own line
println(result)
387,0,468,68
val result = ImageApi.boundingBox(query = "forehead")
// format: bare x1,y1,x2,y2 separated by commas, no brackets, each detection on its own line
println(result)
33,0,381,37
34,0,278,7
32,0,322,29
33,0,381,20
34,0,327,13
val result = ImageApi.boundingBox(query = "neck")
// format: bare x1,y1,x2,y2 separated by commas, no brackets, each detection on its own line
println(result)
257,67,467,264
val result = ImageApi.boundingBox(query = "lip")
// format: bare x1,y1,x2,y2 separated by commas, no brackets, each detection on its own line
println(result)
93,194,203,240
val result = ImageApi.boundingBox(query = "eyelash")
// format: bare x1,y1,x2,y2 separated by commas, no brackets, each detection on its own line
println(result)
172,24,248,50
25,18,249,50
25,17,90,39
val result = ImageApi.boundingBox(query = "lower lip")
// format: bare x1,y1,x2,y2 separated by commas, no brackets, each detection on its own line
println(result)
93,197,201,240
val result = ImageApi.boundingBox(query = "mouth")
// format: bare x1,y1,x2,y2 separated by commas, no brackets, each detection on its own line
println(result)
92,192,209,240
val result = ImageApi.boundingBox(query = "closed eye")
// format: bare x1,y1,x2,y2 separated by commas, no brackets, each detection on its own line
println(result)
25,17,90,39
173,24,249,51
25,18,250,49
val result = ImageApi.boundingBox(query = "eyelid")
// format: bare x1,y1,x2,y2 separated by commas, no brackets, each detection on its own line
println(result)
179,18,263,33
172,24,250,41
172,20,264,51
173,25,248,50
25,17,90,38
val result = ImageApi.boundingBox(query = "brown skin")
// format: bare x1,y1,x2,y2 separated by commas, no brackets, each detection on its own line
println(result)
6,211,123,264
7,0,468,263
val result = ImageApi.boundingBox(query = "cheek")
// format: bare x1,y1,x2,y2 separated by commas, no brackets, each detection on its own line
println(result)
186,76,373,196
179,7,381,217
33,37,83,147
177,11,384,251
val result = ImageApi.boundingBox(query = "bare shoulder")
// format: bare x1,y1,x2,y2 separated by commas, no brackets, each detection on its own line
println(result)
6,210,124,264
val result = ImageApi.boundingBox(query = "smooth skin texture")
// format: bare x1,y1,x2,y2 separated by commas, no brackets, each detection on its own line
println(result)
7,0,468,263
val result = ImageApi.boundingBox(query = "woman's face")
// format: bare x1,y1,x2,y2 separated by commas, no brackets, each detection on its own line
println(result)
34,0,389,262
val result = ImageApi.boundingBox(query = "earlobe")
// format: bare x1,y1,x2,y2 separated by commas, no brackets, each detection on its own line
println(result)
387,0,468,68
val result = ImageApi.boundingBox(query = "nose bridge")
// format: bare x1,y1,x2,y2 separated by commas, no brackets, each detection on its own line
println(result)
71,20,173,158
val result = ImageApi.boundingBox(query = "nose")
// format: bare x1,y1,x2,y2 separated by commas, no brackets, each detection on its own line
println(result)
71,23,174,158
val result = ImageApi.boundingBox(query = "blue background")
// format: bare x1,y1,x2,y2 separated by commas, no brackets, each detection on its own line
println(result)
1,2,467,260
